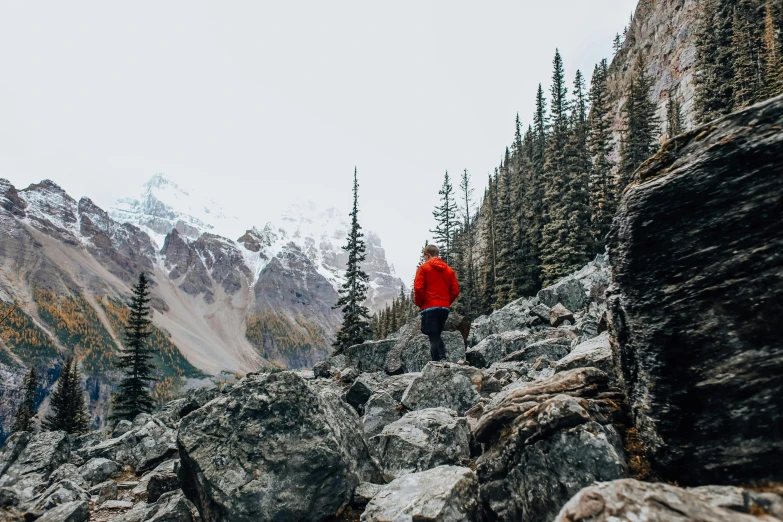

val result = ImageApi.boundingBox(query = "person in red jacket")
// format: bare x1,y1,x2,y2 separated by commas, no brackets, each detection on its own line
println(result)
413,244,460,361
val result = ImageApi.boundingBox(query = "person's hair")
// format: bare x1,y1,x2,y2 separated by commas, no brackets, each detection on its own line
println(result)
423,244,439,257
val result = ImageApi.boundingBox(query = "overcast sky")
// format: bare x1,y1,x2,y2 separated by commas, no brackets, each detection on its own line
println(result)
0,1,635,283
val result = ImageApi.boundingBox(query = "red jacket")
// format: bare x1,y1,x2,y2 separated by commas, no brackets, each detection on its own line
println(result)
413,257,460,310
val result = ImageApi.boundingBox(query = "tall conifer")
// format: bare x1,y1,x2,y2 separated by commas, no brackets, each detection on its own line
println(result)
12,366,39,433
333,169,372,352
431,171,458,265
666,91,684,139
112,272,156,420
588,59,616,251
43,355,89,433
695,0,736,122
455,169,478,319
762,0,783,98
480,175,498,312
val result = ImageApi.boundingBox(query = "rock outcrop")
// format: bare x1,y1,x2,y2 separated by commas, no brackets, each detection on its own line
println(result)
607,95,783,485
177,371,380,521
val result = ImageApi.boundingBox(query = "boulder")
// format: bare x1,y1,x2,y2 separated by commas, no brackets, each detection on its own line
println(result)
47,464,86,488
130,459,178,503
89,480,118,505
69,432,104,452
154,387,221,428
538,254,609,312
556,332,613,375
529,303,551,323
468,298,540,344
501,338,570,365
25,479,89,516
353,482,382,507
361,466,480,522
549,303,575,326
345,372,387,411
466,330,532,368
116,490,201,522
34,500,89,522
606,96,783,485
386,316,468,374
177,371,380,522
312,360,334,378
370,408,470,480
78,457,121,486
112,420,133,438
555,479,773,522
401,363,482,416
0,431,70,496
475,368,627,522
79,417,177,474
339,366,360,383
393,332,466,374
345,339,396,373
688,485,783,519
0,486,21,508
147,471,179,503
363,392,404,443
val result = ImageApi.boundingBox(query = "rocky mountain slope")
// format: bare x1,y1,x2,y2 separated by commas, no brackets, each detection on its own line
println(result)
3,92,781,520
0,174,404,443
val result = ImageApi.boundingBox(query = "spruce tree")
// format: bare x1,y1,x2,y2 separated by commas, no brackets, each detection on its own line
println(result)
112,272,157,420
480,175,498,312
694,0,736,122
732,4,763,109
12,366,39,433
588,59,616,252
493,160,514,308
332,168,372,352
618,55,661,192
43,355,89,434
533,84,549,171
431,171,458,265
613,33,623,54
511,117,539,298
666,90,684,139
762,0,783,98
455,169,478,319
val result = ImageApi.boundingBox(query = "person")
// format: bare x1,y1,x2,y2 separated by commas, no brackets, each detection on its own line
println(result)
413,244,459,361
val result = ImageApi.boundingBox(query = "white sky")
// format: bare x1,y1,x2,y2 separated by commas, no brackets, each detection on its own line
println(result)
0,1,635,283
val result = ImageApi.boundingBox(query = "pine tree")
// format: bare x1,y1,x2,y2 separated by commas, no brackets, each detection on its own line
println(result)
455,169,478,319
43,355,89,434
762,0,783,98
732,4,763,109
493,159,514,308
431,171,458,265
588,59,616,252
12,366,39,433
613,33,623,54
480,175,498,312
618,55,661,192
510,117,539,298
333,168,372,352
694,0,737,123
533,84,549,171
666,90,684,139
112,272,157,420
540,50,573,286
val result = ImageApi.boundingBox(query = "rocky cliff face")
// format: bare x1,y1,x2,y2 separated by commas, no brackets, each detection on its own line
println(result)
607,94,783,486
607,0,700,140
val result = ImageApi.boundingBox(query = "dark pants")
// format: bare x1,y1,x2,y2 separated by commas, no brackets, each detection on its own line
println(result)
421,308,450,361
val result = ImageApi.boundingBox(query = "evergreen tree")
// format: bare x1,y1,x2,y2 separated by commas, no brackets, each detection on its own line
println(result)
520,125,544,291
762,0,783,98
12,366,39,433
43,355,89,434
666,90,684,139
455,169,478,319
511,117,539,298
732,3,763,109
694,0,736,122
588,59,616,252
618,55,661,192
613,33,623,54
480,175,498,312
540,50,573,286
533,84,549,171
494,160,515,308
112,272,156,420
431,171,458,265
333,168,373,352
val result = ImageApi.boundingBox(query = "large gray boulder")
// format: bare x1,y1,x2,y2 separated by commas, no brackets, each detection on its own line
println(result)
177,371,381,522
538,254,609,312
361,466,480,522
345,339,396,373
501,338,570,364
34,500,89,522
556,331,613,375
466,330,532,368
555,479,777,522
117,490,200,522
154,387,221,429
0,431,70,497
77,457,121,486
394,332,466,373
79,416,177,474
475,368,627,522
24,479,89,516
370,408,470,480
401,363,482,416
469,297,540,344
345,372,388,412
606,96,783,486
358,373,420,438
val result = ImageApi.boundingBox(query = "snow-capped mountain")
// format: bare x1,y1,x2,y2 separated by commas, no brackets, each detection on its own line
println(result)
111,173,405,312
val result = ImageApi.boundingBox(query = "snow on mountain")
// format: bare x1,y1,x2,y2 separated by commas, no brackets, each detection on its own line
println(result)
111,174,405,312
